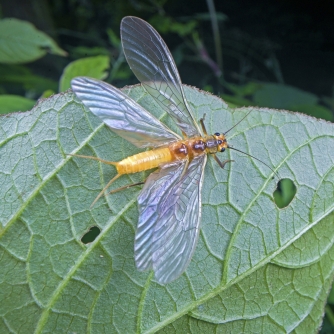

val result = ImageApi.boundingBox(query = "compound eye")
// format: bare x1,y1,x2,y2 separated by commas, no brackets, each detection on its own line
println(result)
220,147,225,152
214,132,220,136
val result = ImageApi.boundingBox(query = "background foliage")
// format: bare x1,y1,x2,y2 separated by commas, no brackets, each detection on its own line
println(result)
1,0,334,332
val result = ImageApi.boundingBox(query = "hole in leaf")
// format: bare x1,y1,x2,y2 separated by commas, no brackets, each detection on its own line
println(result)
273,178,296,208
81,226,100,244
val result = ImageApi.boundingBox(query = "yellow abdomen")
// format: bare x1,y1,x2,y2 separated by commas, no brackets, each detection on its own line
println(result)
116,147,173,174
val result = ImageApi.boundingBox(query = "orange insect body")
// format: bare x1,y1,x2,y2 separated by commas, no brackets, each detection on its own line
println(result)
70,16,264,284
115,147,172,174
113,133,228,175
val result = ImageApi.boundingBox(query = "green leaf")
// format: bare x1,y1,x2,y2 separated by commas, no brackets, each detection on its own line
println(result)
328,285,334,305
0,18,67,64
290,104,333,121
106,28,121,48
225,82,261,97
252,83,333,121
149,15,197,37
59,55,110,92
0,95,35,114
1,85,334,333
253,82,318,109
273,178,297,208
0,64,58,93
70,46,110,59
220,94,254,108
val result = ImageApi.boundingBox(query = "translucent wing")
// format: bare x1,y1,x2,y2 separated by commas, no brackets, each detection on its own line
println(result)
136,154,207,284
121,16,202,138
71,77,181,148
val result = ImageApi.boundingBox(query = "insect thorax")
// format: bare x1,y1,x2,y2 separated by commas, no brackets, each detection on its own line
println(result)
169,135,222,160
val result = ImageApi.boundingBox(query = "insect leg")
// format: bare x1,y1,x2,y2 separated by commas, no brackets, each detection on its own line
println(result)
213,154,234,169
179,158,190,180
90,174,121,208
199,113,208,135
108,181,144,194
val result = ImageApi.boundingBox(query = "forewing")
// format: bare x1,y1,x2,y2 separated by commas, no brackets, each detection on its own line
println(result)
121,16,202,138
71,77,180,148
135,161,186,273
136,154,207,284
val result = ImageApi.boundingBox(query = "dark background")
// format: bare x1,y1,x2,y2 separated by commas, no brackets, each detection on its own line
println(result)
2,0,334,98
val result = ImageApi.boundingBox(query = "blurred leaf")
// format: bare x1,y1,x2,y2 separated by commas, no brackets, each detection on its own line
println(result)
106,28,121,48
69,46,110,59
252,82,333,121
202,84,214,93
150,15,197,37
253,82,318,109
40,90,55,98
0,64,32,78
194,12,228,22
0,18,67,64
149,16,174,33
328,286,334,305
0,95,35,114
220,94,254,107
273,178,297,209
59,55,109,92
110,64,133,80
290,104,333,121
322,96,334,110
8,76,57,94
170,45,184,65
170,20,197,37
225,82,261,97
0,64,57,93
0,73,58,95
324,306,334,332
1,84,334,333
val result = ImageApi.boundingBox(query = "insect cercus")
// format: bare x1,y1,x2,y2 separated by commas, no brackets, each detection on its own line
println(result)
71,16,273,284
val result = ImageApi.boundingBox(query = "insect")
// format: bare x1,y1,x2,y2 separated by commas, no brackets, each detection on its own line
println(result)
71,16,272,284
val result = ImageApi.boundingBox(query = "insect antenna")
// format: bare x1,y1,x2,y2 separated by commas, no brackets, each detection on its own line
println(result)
67,153,117,166
227,146,280,179
224,109,253,135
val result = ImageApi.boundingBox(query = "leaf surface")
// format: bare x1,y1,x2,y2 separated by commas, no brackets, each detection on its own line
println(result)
0,85,333,333
59,56,110,92
0,18,67,64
